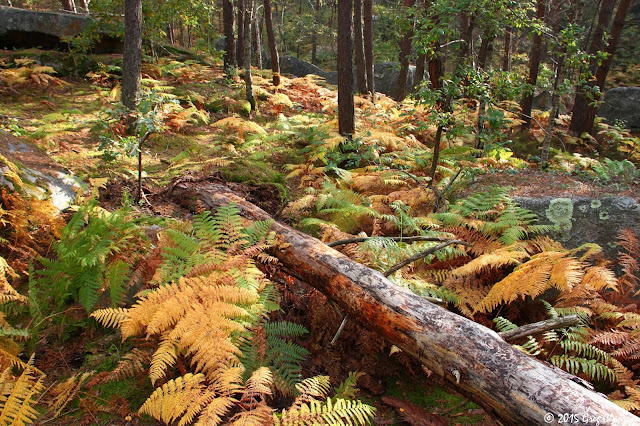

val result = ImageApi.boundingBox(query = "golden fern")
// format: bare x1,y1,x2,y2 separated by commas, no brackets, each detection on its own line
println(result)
49,372,93,418
0,359,45,425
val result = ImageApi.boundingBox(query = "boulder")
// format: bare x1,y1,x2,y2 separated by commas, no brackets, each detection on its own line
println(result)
0,5,121,52
515,196,640,258
0,130,78,210
279,55,327,79
598,87,640,130
324,62,416,99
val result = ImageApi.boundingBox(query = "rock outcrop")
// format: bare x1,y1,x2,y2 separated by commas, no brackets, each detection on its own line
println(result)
598,87,640,130
515,196,640,258
0,5,121,52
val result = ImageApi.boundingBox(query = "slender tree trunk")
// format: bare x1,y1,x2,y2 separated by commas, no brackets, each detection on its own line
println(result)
338,0,355,137
264,0,280,86
223,0,237,71
278,2,287,54
59,0,76,12
363,0,375,102
460,12,474,61
312,0,321,64
244,0,256,111
502,26,512,71
78,0,89,13
396,0,416,101
568,0,615,134
414,53,426,89
475,31,495,151
580,0,631,135
428,51,444,185
252,0,263,68
122,0,142,111
520,0,546,129
353,0,368,94
237,0,246,68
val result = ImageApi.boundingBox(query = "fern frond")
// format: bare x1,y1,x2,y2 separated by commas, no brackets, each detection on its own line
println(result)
109,348,152,381
139,373,206,423
91,307,128,329
0,364,44,425
49,372,93,417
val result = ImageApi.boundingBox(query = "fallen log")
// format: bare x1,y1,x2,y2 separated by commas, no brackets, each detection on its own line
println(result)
196,188,639,426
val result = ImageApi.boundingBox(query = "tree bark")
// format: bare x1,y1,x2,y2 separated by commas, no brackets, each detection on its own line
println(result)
244,0,256,111
263,0,280,86
568,0,616,134
237,0,246,68
520,0,546,129
363,0,375,102
582,0,632,135
59,0,76,12
414,53,426,90
311,0,321,64
395,0,416,101
223,0,237,71
252,0,263,68
337,0,355,137
353,0,368,94
502,26,512,71
122,0,142,111
194,189,640,426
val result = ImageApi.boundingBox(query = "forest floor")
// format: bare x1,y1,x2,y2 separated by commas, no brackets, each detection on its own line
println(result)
1,49,639,425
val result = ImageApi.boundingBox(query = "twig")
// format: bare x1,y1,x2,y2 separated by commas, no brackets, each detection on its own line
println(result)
327,235,456,248
383,240,467,277
439,399,470,415
330,315,349,346
499,314,581,342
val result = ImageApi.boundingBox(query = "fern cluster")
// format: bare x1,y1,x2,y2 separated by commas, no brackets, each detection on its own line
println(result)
431,187,553,246
93,203,375,425
32,201,147,314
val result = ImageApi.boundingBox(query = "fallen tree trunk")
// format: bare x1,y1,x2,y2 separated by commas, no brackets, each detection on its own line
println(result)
195,188,639,426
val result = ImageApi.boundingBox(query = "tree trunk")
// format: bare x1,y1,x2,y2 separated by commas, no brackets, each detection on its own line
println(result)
395,0,416,101
237,0,246,68
475,31,495,151
264,0,280,86
59,0,76,12
223,0,237,71
244,0,256,111
353,0,368,94
311,0,321,64
582,0,632,135
363,0,375,102
502,26,512,71
520,0,546,129
122,0,142,111
252,0,263,68
568,0,616,134
414,53,426,90
194,189,640,426
337,0,355,137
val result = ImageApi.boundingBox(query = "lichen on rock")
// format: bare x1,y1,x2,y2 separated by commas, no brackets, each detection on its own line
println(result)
546,198,574,240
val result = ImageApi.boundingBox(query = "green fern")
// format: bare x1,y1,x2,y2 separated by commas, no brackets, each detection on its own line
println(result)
431,187,553,245
32,201,146,313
